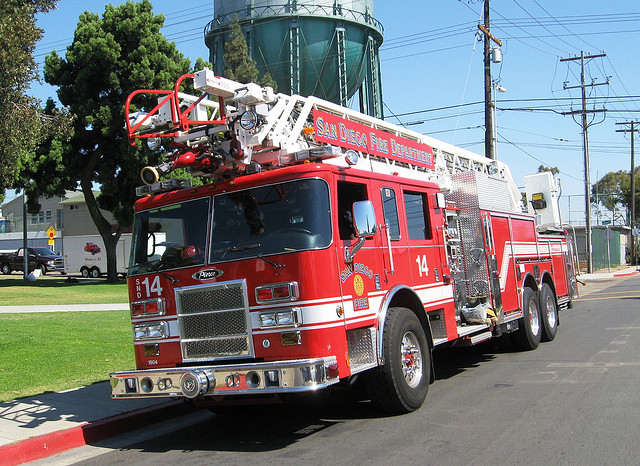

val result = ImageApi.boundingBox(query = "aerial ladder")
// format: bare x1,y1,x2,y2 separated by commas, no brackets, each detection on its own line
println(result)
126,68,524,212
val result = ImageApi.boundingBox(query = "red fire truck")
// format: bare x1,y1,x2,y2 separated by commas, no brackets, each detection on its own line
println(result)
110,69,579,413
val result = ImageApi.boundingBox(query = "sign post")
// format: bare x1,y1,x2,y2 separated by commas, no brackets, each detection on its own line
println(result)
46,226,57,246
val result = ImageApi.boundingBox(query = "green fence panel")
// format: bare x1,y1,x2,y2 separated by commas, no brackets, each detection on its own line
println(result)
592,228,607,271
591,228,621,271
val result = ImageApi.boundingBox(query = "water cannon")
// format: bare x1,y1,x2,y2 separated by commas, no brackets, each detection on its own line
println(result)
140,150,201,185
140,162,172,186
140,147,233,186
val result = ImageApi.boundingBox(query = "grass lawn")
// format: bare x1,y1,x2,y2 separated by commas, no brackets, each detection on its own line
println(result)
0,311,134,402
0,275,128,306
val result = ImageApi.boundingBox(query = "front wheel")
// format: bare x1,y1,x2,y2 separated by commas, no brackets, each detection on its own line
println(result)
513,287,542,351
539,283,558,342
39,264,47,275
364,307,430,413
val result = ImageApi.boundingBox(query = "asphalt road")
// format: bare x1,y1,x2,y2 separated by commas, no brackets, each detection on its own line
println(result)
42,275,640,465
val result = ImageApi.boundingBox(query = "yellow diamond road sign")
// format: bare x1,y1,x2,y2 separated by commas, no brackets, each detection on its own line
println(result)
46,226,57,239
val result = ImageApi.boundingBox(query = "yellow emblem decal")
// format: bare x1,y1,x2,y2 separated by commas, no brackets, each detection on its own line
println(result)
353,274,364,296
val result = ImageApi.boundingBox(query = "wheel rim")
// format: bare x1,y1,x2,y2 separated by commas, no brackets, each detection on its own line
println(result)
529,300,540,336
400,331,423,388
545,295,557,329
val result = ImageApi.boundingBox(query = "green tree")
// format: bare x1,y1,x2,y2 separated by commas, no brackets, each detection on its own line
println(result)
538,165,560,176
591,169,639,223
40,0,192,282
223,15,277,90
0,0,59,198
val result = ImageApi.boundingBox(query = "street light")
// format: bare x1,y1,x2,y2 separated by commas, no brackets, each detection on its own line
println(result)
492,83,506,160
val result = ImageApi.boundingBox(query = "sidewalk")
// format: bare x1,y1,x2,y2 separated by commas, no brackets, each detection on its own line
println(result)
576,265,639,281
0,382,198,465
0,268,638,465
0,303,129,314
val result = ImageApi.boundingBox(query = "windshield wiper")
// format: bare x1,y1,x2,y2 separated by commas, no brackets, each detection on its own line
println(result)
214,243,261,254
258,254,284,271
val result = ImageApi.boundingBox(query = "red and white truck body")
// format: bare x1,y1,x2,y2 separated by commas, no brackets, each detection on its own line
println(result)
109,70,578,412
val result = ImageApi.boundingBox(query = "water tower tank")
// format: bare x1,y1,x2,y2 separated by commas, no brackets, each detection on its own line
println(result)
204,0,384,118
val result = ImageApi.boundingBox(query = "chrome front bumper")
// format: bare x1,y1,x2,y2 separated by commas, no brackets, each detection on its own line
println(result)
110,356,339,399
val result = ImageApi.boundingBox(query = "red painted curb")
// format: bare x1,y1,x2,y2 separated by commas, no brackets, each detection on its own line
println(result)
613,271,639,277
0,400,196,465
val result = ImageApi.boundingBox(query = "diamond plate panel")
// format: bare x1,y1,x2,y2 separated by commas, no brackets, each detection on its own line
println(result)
447,172,490,300
428,309,447,340
347,327,377,374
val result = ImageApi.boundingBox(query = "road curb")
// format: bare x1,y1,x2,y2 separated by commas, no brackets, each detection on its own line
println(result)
0,399,198,465
612,270,638,277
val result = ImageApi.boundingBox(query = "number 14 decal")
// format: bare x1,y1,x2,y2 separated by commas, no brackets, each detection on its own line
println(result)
136,276,163,299
416,255,429,277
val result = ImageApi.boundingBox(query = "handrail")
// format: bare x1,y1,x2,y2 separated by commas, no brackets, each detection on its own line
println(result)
204,4,384,38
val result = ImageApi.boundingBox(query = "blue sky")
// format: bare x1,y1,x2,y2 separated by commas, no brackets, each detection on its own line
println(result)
27,0,640,225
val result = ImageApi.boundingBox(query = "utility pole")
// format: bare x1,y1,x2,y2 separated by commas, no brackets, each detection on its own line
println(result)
616,121,639,265
478,0,501,160
560,51,607,273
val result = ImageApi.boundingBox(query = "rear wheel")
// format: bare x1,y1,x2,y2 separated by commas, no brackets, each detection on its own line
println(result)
1,263,11,275
90,267,100,278
513,287,542,351
365,307,430,413
80,267,90,278
539,283,558,342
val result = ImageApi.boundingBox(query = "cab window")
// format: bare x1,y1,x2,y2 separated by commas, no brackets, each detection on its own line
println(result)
404,191,432,240
338,181,368,240
381,187,400,240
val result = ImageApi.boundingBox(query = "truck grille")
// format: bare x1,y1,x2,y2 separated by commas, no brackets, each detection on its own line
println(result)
175,280,253,362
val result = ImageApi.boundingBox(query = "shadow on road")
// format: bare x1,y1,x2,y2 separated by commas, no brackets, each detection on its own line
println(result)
86,342,510,457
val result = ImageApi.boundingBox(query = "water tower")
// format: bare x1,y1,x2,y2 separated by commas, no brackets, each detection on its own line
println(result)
204,0,384,118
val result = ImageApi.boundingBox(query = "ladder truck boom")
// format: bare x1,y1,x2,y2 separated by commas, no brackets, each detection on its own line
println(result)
126,68,523,212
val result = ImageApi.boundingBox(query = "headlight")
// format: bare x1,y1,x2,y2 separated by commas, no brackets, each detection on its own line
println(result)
133,321,168,340
259,308,301,329
240,111,258,130
147,137,162,151
259,313,277,327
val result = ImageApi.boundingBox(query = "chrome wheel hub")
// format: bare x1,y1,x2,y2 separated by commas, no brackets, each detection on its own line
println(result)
401,331,423,388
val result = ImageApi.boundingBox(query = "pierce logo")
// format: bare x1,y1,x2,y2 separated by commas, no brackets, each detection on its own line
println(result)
192,269,223,280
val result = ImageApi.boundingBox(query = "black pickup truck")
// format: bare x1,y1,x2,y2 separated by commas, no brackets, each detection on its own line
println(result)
0,247,65,275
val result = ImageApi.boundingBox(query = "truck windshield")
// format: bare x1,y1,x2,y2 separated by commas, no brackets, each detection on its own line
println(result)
129,197,209,275
210,179,331,263
30,247,57,255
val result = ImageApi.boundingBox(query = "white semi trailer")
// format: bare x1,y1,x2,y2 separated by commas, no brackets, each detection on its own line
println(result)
63,234,131,277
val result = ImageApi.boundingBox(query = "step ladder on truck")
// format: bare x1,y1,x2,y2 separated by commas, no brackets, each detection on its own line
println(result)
109,69,579,413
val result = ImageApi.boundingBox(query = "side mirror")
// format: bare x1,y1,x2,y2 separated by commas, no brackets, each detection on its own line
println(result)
345,201,377,263
353,200,377,238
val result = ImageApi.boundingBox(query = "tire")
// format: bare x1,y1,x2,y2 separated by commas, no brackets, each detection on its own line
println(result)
1,263,11,275
39,264,47,275
539,283,558,342
80,267,90,278
364,307,430,413
513,287,542,351
90,267,100,278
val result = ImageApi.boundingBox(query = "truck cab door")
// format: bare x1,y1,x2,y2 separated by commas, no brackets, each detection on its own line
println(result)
336,179,384,330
